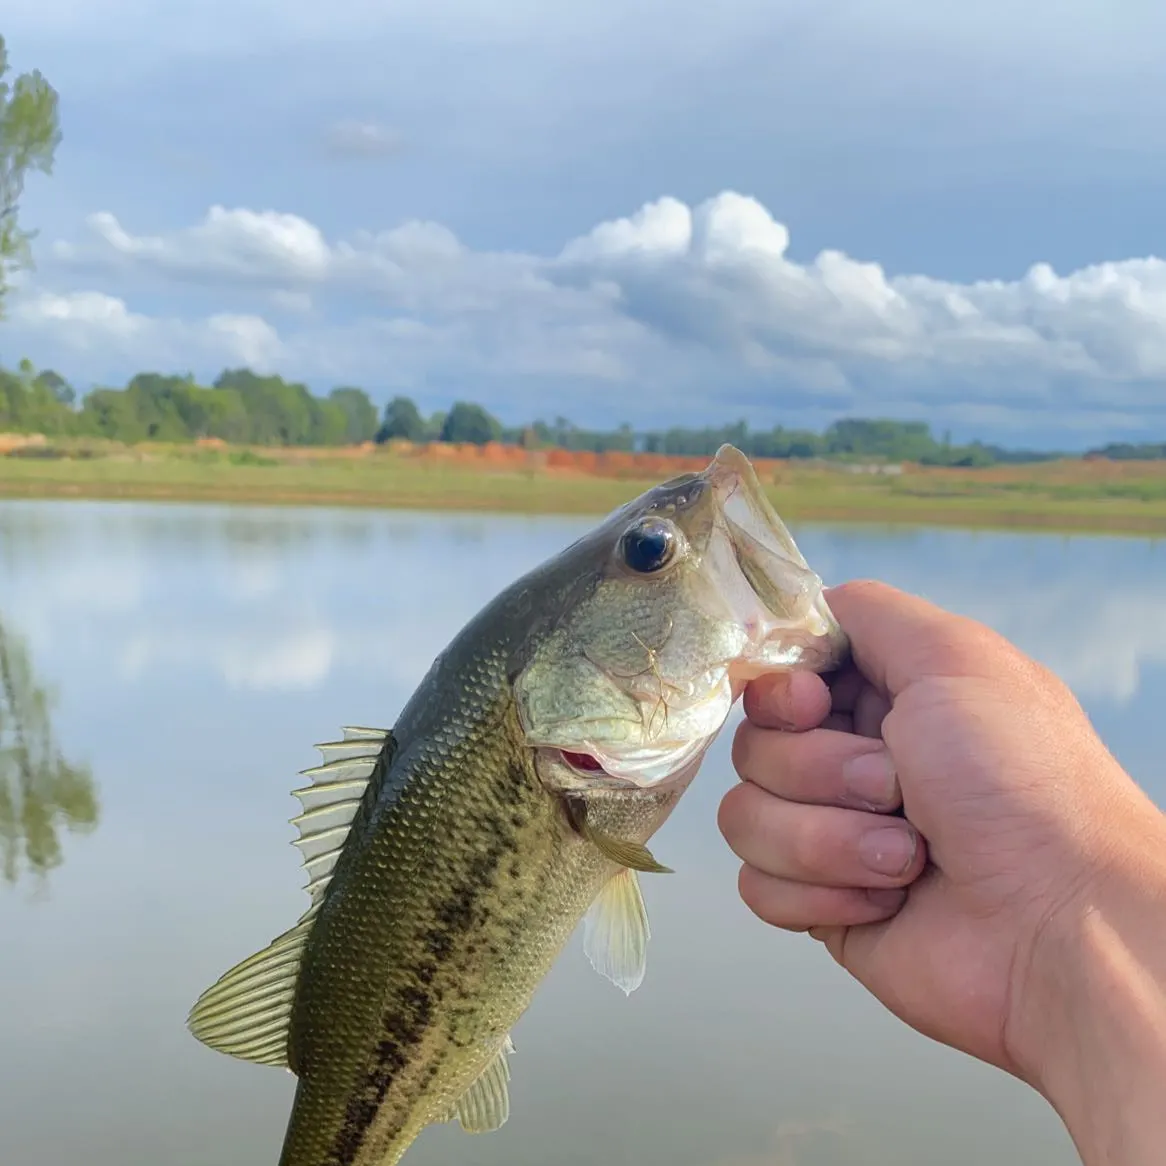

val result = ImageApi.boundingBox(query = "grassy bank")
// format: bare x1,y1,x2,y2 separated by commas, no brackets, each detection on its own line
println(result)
1,442,1165,536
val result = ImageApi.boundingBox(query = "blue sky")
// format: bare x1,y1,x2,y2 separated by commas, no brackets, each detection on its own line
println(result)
5,0,1166,447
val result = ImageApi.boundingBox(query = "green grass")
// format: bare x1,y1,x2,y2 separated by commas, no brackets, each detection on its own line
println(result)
1,446,1165,536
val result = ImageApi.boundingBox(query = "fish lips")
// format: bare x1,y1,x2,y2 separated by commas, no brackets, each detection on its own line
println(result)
702,444,850,676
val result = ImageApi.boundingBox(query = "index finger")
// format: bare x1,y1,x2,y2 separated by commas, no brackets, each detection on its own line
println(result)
741,670,832,732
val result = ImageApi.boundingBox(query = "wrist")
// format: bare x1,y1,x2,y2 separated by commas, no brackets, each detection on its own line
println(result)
1012,800,1166,1165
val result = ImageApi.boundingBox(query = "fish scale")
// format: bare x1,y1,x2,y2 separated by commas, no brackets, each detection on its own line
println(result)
186,445,848,1166
283,689,659,1165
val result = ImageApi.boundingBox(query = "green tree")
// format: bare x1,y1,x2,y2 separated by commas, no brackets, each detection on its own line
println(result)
0,35,61,316
172,382,249,442
823,418,937,461
328,386,378,443
34,367,73,406
0,616,99,885
376,395,427,443
214,368,317,445
0,358,74,434
79,385,147,441
440,400,502,445
307,396,348,445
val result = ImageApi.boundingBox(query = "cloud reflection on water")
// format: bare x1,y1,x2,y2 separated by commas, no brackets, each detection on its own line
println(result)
0,501,1125,1166
1,504,1161,709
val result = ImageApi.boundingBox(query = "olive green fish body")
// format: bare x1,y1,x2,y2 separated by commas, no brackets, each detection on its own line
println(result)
188,445,849,1166
280,692,671,1165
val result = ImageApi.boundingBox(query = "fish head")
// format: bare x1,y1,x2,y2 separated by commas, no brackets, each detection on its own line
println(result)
515,444,849,793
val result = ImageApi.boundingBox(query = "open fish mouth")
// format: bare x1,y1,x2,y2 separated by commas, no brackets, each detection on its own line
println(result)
705,443,849,678
550,727,719,790
539,445,849,790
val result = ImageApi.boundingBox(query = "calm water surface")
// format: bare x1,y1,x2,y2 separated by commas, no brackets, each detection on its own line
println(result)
1,501,1163,1166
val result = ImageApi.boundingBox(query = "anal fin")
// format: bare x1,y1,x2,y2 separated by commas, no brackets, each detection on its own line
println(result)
438,1035,515,1134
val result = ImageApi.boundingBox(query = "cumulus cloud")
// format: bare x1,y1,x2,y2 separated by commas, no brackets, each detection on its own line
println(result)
11,190,1166,439
12,289,286,373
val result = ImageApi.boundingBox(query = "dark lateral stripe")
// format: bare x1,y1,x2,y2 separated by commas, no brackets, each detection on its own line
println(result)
327,857,512,1164
329,982,433,1166
327,757,529,1165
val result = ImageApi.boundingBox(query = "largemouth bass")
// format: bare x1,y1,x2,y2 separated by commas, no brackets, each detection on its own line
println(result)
188,444,848,1166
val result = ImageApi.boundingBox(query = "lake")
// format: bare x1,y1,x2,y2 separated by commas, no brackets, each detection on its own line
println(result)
0,500,1162,1166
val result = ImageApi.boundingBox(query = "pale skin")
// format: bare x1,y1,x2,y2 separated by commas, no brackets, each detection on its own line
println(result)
718,579,1166,1166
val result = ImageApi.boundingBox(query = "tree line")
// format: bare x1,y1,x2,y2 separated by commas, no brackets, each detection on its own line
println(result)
1,360,1161,464
0,42,1162,469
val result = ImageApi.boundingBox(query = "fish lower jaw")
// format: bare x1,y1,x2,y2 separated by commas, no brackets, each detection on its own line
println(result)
729,622,850,677
546,734,717,792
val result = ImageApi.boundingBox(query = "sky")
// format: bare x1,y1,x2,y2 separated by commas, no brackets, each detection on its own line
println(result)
4,0,1166,447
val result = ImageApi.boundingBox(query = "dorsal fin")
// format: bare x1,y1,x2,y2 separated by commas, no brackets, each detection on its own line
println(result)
291,726,394,906
187,725,394,1069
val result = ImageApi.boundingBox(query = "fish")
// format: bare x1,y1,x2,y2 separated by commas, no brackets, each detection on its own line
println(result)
187,443,849,1166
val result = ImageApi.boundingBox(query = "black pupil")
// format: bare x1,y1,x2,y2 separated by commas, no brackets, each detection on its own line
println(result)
622,521,673,573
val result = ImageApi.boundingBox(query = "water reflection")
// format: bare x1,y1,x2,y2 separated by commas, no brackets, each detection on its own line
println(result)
3,504,1162,711
0,616,99,886
795,526,1166,706
0,500,1156,1166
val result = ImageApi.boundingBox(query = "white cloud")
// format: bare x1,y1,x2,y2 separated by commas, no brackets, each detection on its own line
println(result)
12,290,286,371
21,290,142,334
205,314,283,367
10,189,1166,438
56,207,333,283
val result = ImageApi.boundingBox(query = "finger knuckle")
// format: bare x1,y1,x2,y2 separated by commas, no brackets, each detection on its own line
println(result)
738,865,799,930
788,812,835,874
730,721,759,778
741,675,791,726
716,782,756,843
832,578,887,606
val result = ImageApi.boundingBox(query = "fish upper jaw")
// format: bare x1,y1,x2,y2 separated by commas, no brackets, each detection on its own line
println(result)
700,444,850,677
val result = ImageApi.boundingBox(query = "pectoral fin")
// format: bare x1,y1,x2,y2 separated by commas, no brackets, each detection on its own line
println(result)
564,796,673,874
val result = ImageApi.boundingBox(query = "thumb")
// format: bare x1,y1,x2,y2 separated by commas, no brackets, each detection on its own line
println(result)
825,580,1012,699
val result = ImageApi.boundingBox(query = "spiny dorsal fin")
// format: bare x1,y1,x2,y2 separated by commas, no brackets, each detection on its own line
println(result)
186,725,394,1068
582,867,651,995
291,726,395,906
437,1035,516,1133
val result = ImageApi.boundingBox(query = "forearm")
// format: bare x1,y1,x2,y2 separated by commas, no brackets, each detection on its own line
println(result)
1025,845,1166,1165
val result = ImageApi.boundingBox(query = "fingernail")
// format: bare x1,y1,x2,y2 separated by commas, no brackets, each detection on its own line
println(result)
859,826,916,877
842,749,897,806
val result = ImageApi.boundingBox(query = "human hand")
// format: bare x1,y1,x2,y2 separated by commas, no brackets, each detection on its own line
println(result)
718,579,1166,1157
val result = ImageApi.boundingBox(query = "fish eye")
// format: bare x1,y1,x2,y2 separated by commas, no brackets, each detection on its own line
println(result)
620,517,677,574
